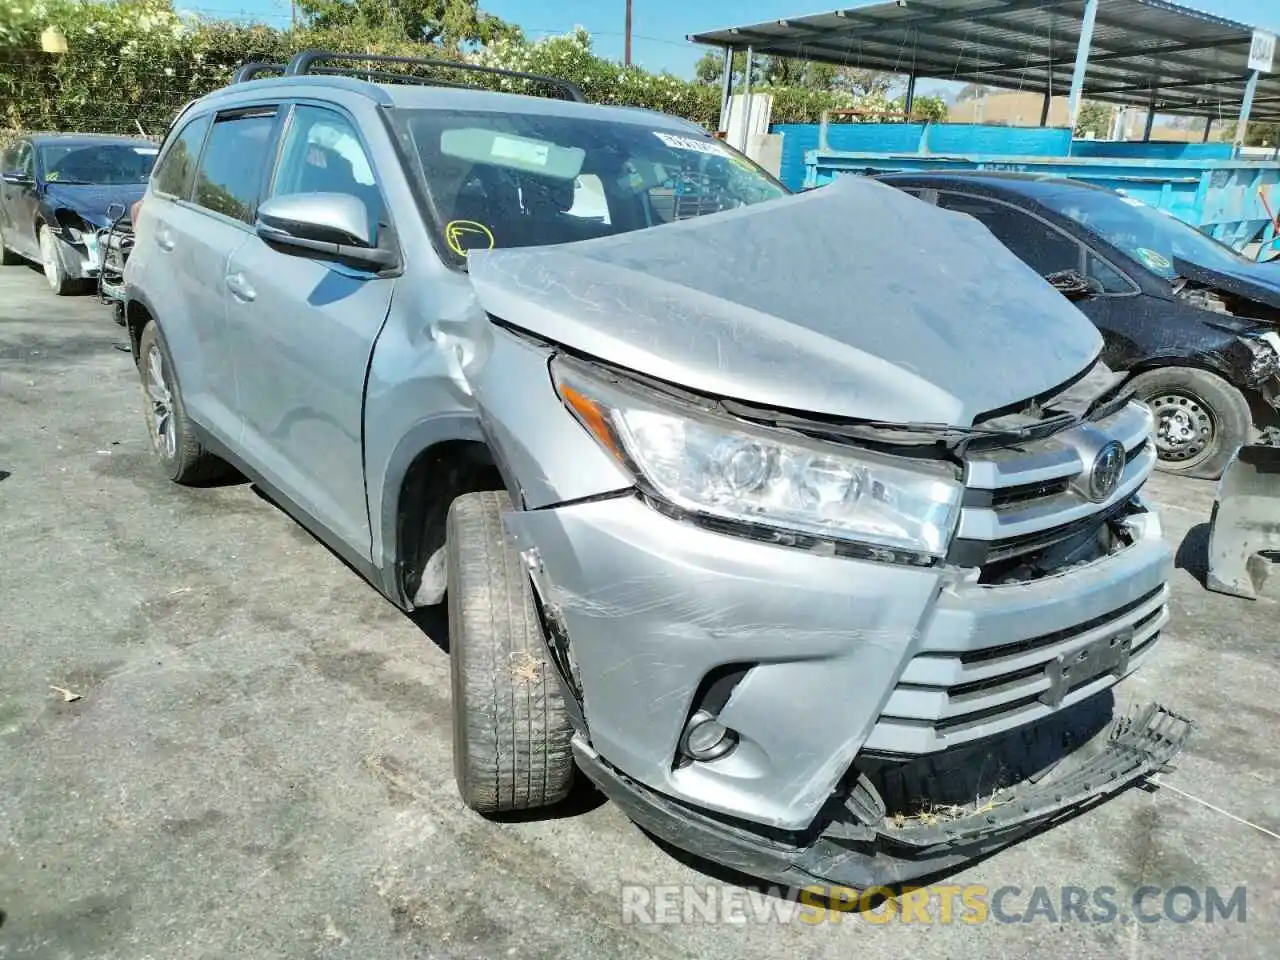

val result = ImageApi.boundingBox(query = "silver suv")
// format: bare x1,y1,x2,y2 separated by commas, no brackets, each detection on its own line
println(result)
124,50,1189,889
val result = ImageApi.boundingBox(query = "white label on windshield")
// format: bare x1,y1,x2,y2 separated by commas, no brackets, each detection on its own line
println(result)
1118,195,1146,208
654,132,727,156
491,135,548,167
133,147,159,155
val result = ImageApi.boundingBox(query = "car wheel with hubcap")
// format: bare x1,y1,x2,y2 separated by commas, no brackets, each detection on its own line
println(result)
38,224,79,295
1128,366,1252,480
136,322,232,484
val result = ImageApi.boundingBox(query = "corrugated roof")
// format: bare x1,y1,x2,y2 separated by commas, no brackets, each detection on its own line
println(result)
689,0,1280,122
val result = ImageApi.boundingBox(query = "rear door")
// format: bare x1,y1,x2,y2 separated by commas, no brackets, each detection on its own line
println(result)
2,141,39,257
224,101,396,555
138,106,282,447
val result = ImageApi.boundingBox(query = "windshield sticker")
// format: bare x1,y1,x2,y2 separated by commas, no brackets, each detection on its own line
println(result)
1118,195,1146,208
653,132,728,156
1135,247,1172,271
133,147,159,155
446,220,495,256
491,135,549,167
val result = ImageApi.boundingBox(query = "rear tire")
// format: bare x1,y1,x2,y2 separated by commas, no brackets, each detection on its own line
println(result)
448,490,575,815
1128,366,1252,480
136,322,232,485
0,225,21,265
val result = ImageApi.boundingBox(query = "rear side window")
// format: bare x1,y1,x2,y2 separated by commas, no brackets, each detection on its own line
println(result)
936,192,1083,277
153,114,211,199
193,110,278,224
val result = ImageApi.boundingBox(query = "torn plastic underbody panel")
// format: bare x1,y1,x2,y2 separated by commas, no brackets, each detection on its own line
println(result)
1206,444,1280,599
572,701,1192,889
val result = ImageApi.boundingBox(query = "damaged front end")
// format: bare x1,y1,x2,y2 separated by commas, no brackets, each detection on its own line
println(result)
488,337,1191,887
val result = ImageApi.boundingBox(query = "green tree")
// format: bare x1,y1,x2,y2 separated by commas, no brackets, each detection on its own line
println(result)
295,0,519,48
1074,100,1115,138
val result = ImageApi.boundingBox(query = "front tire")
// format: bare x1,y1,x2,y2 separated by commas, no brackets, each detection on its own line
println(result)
1128,366,1252,480
38,224,80,295
448,490,575,815
136,322,231,484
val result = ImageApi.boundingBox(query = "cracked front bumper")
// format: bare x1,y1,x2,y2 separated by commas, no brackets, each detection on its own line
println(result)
505,493,1174,835
573,701,1192,889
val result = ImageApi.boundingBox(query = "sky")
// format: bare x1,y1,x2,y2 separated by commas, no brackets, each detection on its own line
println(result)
179,0,1280,90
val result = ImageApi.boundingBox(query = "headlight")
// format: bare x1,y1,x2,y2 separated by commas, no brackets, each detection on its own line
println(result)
1238,334,1280,383
551,357,963,557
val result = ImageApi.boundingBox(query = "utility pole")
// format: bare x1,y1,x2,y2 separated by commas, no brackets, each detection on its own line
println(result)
624,0,633,66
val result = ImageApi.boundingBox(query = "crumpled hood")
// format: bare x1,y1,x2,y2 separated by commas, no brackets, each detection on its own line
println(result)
43,182,146,228
467,175,1102,426
1173,256,1280,311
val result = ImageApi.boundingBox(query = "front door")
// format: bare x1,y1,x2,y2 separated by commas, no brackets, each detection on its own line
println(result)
225,103,396,555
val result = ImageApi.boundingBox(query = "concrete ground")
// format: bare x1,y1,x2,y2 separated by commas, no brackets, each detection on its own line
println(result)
0,264,1276,959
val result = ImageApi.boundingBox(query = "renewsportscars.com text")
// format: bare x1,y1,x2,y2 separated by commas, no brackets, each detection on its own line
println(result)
620,883,1248,926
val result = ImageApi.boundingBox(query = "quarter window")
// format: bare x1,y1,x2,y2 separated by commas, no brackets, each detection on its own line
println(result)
270,105,384,241
936,192,1083,276
153,113,211,199
193,110,278,224
1085,253,1135,294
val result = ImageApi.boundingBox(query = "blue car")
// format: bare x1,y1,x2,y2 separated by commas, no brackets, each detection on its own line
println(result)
0,133,157,295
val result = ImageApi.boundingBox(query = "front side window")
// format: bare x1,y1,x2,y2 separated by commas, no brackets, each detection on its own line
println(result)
193,109,278,224
39,142,156,185
270,105,384,242
11,142,33,178
153,113,212,199
936,192,1083,276
394,109,788,262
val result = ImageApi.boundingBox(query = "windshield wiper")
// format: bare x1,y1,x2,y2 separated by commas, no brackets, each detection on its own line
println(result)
47,178,94,185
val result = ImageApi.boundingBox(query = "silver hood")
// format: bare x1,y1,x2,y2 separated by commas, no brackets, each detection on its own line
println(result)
466,175,1103,426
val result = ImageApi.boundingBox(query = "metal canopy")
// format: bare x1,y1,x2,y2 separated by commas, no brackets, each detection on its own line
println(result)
689,0,1280,122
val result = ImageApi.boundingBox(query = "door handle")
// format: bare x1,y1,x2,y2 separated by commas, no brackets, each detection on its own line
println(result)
156,228,175,251
225,271,256,302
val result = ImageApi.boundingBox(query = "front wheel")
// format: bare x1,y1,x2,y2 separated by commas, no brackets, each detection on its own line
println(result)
448,490,575,815
38,224,80,295
1127,366,1252,480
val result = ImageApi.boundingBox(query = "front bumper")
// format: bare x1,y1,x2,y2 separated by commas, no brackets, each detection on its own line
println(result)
505,492,1173,833
573,701,1191,888
52,231,101,280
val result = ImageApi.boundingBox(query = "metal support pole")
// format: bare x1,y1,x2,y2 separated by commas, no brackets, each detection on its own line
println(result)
718,46,734,133
904,72,917,117
1067,0,1099,132
1040,89,1052,126
740,46,754,152
1233,70,1260,156
624,0,633,66
1202,115,1213,143
1143,87,1157,141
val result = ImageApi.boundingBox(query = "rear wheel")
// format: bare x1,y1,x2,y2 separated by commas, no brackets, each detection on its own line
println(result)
0,225,22,265
1128,366,1252,480
448,490,575,815
136,322,231,484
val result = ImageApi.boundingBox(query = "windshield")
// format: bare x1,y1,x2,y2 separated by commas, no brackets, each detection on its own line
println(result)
39,143,158,185
394,108,788,262
1037,187,1250,279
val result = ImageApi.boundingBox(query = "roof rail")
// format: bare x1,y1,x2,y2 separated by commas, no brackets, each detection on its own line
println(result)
232,62,287,84
282,49,587,103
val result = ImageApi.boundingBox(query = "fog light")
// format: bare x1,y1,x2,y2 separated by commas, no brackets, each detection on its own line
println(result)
680,710,736,762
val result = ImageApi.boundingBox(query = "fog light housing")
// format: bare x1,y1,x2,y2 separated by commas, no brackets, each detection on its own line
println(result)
680,710,737,762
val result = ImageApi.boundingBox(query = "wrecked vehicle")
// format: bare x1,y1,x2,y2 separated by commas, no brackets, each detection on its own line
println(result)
123,51,1190,888
879,171,1280,480
0,134,157,295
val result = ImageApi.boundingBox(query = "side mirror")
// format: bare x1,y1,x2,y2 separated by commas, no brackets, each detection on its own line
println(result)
2,171,33,186
1044,269,1098,301
255,193,395,271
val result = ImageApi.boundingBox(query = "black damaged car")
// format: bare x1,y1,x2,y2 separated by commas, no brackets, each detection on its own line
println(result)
0,133,156,295
878,171,1280,479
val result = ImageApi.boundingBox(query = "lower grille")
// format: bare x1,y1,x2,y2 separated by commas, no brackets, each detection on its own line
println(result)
864,582,1169,754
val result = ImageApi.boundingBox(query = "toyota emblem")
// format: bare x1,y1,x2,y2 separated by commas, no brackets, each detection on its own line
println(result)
1088,441,1126,502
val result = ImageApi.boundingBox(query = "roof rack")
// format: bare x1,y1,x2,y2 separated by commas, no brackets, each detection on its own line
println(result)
232,62,286,84
282,49,587,103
